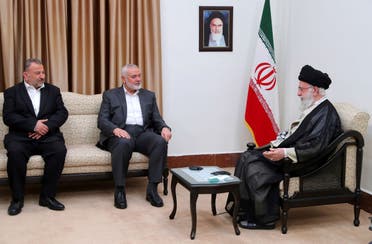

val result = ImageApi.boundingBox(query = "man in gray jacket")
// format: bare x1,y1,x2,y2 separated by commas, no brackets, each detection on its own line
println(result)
97,64,172,209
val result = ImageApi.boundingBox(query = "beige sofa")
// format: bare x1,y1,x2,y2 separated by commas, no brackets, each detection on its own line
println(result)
0,92,168,193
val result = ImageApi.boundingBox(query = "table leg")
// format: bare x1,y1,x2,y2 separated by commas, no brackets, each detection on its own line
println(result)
211,193,217,215
190,190,198,240
231,189,240,235
169,175,178,219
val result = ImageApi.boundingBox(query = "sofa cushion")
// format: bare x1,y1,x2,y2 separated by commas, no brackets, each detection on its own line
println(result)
62,92,102,115
61,114,100,145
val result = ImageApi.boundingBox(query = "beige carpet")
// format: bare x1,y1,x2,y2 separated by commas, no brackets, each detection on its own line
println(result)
0,169,371,244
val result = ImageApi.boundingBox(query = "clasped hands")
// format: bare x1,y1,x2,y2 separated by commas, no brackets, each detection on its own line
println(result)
29,119,49,140
262,148,285,162
113,127,172,142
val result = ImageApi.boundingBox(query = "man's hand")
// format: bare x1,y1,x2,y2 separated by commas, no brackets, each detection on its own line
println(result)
161,127,172,142
28,132,42,140
263,148,285,162
113,128,131,139
34,119,49,135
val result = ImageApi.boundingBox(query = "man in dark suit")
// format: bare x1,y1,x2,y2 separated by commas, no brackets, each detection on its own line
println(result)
97,64,172,209
3,58,68,216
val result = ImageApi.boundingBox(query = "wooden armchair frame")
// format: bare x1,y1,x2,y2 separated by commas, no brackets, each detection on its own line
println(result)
280,130,364,234
246,128,364,234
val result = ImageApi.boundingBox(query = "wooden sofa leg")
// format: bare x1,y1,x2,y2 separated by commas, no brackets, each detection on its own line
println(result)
354,204,360,226
163,168,169,195
354,190,361,226
281,209,288,234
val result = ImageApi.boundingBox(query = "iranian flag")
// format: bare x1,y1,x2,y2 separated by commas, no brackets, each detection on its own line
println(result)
245,0,280,146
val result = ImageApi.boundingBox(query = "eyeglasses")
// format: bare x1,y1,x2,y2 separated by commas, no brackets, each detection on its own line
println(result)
298,86,313,92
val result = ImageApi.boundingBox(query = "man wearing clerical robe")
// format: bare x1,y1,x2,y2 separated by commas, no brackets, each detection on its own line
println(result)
226,65,342,230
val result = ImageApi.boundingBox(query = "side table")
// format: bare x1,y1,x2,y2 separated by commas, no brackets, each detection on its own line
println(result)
169,166,241,240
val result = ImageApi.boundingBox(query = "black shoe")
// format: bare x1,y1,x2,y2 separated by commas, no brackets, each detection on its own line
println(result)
8,200,24,216
114,191,127,209
239,220,275,230
146,183,163,207
146,191,164,207
39,197,65,211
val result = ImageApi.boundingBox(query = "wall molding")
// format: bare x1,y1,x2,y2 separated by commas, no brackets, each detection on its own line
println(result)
168,153,240,168
168,153,372,214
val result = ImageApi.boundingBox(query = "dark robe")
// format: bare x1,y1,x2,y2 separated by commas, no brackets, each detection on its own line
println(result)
226,99,342,224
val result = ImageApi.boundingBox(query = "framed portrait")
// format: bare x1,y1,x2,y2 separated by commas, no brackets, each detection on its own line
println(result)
199,6,233,52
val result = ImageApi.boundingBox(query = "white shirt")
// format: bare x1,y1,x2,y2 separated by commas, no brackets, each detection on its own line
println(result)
24,81,44,116
123,87,143,126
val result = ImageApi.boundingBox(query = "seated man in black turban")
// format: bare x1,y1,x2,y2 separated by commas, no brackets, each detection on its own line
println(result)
226,65,342,230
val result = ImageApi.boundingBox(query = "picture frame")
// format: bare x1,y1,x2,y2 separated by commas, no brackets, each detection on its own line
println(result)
199,6,233,52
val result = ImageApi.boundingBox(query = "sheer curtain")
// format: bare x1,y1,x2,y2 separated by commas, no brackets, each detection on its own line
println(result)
0,0,163,107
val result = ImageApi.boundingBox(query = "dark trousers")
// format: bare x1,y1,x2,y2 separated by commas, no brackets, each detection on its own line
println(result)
105,125,168,187
5,139,67,201
226,149,283,224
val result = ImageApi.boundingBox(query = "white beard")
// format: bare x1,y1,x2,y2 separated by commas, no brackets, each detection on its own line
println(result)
300,94,314,112
299,92,314,112
210,32,223,41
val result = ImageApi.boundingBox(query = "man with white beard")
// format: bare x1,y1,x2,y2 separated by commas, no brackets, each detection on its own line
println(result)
208,16,226,47
225,65,342,230
205,11,227,47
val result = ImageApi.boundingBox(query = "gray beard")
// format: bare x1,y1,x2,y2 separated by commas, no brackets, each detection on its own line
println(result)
299,97,314,112
126,82,141,91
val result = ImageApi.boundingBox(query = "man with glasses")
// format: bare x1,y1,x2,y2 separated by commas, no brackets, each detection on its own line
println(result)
226,65,342,230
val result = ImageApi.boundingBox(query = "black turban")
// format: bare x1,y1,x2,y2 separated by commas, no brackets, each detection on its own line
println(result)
298,65,332,89
207,11,226,25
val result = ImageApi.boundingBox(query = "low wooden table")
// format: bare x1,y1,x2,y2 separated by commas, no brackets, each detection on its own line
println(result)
169,166,241,240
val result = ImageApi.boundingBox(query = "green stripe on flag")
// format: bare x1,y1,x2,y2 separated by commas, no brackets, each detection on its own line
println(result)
258,0,275,61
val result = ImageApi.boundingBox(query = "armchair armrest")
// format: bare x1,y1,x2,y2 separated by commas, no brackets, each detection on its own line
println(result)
246,142,271,151
282,129,364,178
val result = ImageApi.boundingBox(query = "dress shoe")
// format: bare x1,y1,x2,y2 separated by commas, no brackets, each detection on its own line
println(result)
8,200,24,216
39,197,65,211
239,220,275,230
114,191,127,209
146,182,163,207
146,191,164,207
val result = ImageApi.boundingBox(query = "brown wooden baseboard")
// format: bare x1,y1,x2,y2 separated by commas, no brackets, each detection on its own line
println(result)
168,152,372,214
168,152,240,168
361,191,372,214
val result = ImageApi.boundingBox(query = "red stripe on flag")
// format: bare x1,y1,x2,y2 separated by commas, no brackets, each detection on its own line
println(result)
245,80,278,146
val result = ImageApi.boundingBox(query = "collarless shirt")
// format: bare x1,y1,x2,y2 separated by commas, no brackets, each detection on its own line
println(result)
24,81,45,116
123,86,143,126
